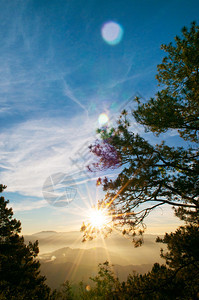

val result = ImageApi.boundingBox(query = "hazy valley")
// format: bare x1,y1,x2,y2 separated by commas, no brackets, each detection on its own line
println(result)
24,231,165,288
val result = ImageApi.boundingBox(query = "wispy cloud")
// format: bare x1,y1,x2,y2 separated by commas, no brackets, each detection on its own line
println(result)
0,1,86,117
62,78,89,117
9,199,47,212
0,115,97,198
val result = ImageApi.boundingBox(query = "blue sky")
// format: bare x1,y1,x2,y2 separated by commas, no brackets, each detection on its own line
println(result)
0,0,198,234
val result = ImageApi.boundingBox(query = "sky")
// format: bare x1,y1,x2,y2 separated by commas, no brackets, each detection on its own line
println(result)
0,0,198,235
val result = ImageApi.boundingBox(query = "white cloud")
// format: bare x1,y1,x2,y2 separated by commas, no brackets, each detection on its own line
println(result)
0,115,97,198
62,78,88,117
9,199,47,212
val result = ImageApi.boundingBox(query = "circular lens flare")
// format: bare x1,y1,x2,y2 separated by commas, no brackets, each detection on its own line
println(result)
86,285,91,292
101,21,123,45
98,113,109,126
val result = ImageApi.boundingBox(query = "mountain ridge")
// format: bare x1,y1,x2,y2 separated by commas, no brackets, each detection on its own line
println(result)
39,245,154,289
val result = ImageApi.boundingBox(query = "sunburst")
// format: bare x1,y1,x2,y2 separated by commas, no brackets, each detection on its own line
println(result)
87,207,110,230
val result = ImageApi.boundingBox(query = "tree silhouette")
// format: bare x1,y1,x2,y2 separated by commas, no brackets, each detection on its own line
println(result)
50,280,74,300
0,184,50,299
78,225,199,299
134,22,199,143
123,224,199,299
79,261,121,300
85,22,199,242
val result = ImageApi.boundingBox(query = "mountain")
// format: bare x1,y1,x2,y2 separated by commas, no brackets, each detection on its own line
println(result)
32,231,57,237
39,246,154,289
24,231,166,289
39,246,129,266
24,230,165,265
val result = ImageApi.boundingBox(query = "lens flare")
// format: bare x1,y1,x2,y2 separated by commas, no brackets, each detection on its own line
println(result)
98,113,109,126
86,285,91,292
88,208,109,229
101,21,123,45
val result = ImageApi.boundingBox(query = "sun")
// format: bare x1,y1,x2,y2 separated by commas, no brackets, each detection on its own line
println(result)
88,208,109,229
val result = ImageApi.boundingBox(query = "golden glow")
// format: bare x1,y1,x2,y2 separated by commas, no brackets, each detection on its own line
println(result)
88,207,110,229
85,285,91,292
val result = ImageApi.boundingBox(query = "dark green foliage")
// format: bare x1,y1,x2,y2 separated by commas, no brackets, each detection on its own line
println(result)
134,21,199,143
0,186,50,299
50,281,74,300
123,224,199,299
157,224,199,298
78,225,199,300
157,224,199,269
86,22,199,241
87,110,198,240
79,261,121,300
123,263,178,300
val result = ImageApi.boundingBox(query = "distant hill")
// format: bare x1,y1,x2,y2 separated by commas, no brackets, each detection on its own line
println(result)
24,230,165,266
39,246,154,289
33,231,57,237
39,246,129,266
25,231,166,289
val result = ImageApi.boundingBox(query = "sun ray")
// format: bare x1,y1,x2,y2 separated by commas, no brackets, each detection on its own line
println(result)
99,231,115,273
77,184,94,210
67,247,87,281
58,169,144,281
103,158,149,210
85,180,95,208
86,206,112,230
66,224,95,280
105,176,135,209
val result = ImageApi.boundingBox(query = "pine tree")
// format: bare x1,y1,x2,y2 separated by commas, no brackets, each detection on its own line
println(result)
0,184,50,299
123,224,199,299
80,225,199,299
85,22,199,242
134,21,199,143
